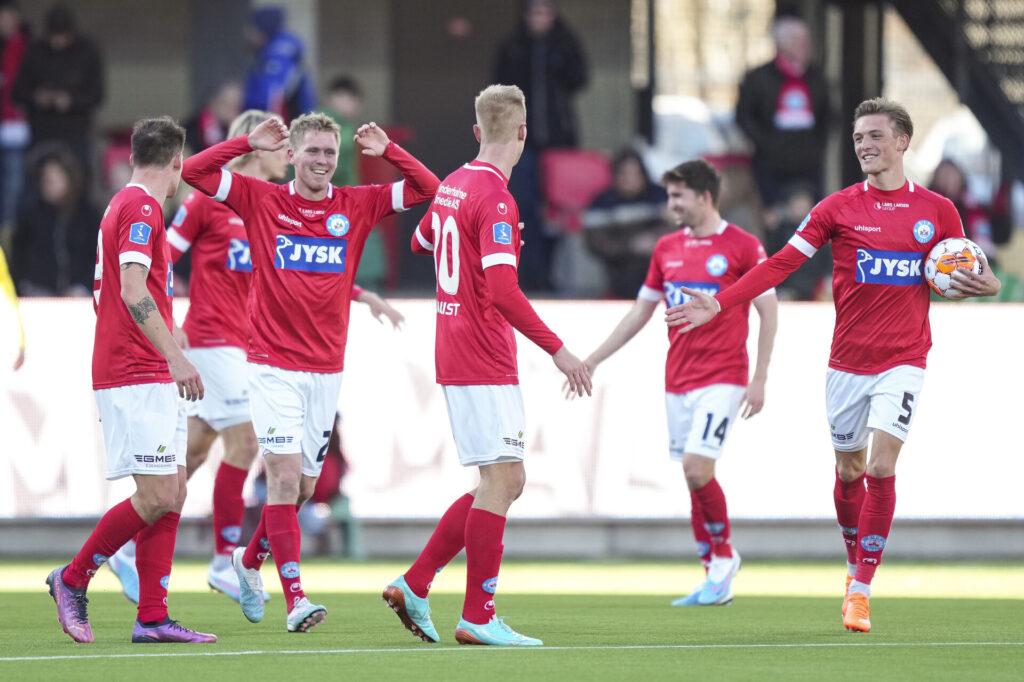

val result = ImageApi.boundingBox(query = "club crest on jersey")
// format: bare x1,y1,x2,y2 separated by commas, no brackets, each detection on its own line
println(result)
912,219,935,244
705,254,728,276
664,281,719,307
226,238,252,272
274,234,347,273
129,222,152,245
326,213,350,237
855,249,923,285
493,221,513,245
172,204,187,226
497,202,508,215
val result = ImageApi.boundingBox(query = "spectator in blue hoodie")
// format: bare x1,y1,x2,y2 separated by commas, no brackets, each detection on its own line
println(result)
242,6,315,123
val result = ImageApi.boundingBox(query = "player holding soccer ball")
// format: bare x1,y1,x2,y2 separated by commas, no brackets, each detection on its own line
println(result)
382,84,591,647
47,117,216,644
181,113,438,632
667,98,1001,632
580,159,777,607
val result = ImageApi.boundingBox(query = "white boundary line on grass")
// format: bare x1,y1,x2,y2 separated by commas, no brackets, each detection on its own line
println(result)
3,641,1023,662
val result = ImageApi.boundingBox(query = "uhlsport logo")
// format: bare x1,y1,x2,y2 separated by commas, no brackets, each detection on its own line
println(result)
226,238,252,272
275,234,346,272
855,249,923,285
281,561,301,579
860,534,887,552
326,213,350,237
664,281,719,307
912,219,935,244
482,577,498,594
705,254,728,276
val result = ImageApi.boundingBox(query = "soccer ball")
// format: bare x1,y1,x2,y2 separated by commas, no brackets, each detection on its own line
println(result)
923,237,984,299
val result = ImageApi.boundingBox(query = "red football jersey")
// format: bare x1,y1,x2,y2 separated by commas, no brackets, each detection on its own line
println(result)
641,220,769,394
92,185,174,389
788,180,963,374
414,162,526,385
167,191,250,350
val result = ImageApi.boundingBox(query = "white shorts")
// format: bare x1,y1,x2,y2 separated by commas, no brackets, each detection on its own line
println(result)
95,382,187,480
826,365,926,451
248,363,343,477
665,384,745,461
184,346,250,431
442,384,526,467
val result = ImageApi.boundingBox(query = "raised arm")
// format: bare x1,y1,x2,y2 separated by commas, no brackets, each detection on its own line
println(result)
183,118,288,197
355,122,440,208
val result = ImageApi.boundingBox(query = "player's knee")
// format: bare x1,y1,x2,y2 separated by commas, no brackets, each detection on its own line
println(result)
836,457,866,481
866,459,896,479
507,468,526,501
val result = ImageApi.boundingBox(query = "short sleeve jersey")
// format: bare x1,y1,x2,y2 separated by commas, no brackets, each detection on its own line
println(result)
167,191,251,350
414,161,521,385
92,185,174,389
787,180,964,374
640,220,769,394
216,173,404,372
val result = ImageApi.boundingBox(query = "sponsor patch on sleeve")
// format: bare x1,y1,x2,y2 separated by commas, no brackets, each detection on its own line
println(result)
129,222,153,245
492,221,512,245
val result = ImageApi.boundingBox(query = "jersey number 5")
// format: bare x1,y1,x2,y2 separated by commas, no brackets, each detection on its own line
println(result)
431,212,460,295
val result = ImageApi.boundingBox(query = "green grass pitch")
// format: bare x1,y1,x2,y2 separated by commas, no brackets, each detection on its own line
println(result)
1,559,1021,681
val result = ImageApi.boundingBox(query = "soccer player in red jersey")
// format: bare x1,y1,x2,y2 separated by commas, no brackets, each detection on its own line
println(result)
182,112,438,632
382,84,591,647
581,159,777,607
46,117,216,644
668,98,1001,632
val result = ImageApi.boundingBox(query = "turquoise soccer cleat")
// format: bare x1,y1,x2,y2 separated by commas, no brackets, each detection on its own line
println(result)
698,550,741,606
382,575,440,643
455,616,543,646
670,583,705,606
107,547,139,605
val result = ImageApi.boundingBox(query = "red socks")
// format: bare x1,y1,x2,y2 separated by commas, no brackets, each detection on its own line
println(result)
63,498,148,589
212,462,248,556
688,490,713,570
242,509,270,569
834,469,866,565
693,478,732,559
462,508,506,625
854,475,896,585
405,493,473,598
136,511,180,623
265,504,305,607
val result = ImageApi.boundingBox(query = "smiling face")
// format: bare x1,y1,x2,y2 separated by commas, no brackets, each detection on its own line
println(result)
665,181,709,228
289,130,339,195
853,114,907,177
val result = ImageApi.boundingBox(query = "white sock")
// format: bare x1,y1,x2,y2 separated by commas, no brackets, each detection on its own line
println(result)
211,554,231,570
847,562,857,578
849,579,870,597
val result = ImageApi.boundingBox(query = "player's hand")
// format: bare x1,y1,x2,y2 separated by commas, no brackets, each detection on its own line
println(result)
562,357,596,399
12,347,24,371
248,118,289,152
949,251,1002,298
354,122,390,157
554,346,592,398
365,292,405,330
740,378,765,419
665,287,720,334
172,323,190,350
168,353,204,401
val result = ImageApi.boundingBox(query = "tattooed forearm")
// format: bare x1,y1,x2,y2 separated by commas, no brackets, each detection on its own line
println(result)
127,296,159,325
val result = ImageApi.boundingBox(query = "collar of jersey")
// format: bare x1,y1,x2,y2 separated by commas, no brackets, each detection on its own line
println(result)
683,219,728,237
125,182,155,198
861,179,914,197
288,179,334,200
463,161,509,185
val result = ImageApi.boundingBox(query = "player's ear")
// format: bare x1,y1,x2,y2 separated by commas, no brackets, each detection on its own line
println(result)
473,124,482,143
897,134,909,152
172,152,183,170
128,153,134,168
519,122,527,142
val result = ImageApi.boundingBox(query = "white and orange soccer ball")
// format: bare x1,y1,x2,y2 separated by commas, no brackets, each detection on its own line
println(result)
923,237,984,299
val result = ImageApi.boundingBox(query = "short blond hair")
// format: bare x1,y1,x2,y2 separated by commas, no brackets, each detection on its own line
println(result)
289,112,341,150
853,97,914,141
475,84,526,144
229,109,280,167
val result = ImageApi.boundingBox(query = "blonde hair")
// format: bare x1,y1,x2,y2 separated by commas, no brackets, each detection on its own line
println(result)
853,97,914,141
475,84,526,144
228,109,279,168
289,112,341,150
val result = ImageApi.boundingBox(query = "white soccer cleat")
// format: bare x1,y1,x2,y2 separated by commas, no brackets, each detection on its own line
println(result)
231,547,265,623
698,550,740,606
286,596,327,633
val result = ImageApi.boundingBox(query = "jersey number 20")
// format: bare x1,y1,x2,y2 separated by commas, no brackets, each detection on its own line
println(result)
431,212,460,295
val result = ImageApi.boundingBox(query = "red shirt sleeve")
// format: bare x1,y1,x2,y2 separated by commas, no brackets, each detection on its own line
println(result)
483,265,563,355
411,211,434,255
383,142,440,211
182,136,253,197
351,284,364,300
716,243,807,311
166,192,203,263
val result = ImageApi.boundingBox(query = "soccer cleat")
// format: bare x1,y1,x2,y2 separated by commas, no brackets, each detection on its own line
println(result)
107,547,140,605
382,575,440,642
286,596,327,633
208,557,272,603
671,584,705,606
698,550,741,606
131,617,217,643
841,574,854,616
231,546,265,623
455,616,543,646
843,592,871,632
46,567,94,643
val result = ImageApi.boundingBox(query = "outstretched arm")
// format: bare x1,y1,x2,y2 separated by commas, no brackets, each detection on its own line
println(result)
182,118,287,197
741,292,778,419
355,122,439,209
585,297,659,375
354,287,405,330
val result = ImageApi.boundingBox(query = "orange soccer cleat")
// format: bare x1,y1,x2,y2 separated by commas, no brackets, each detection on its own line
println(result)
843,592,871,633
841,575,853,616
